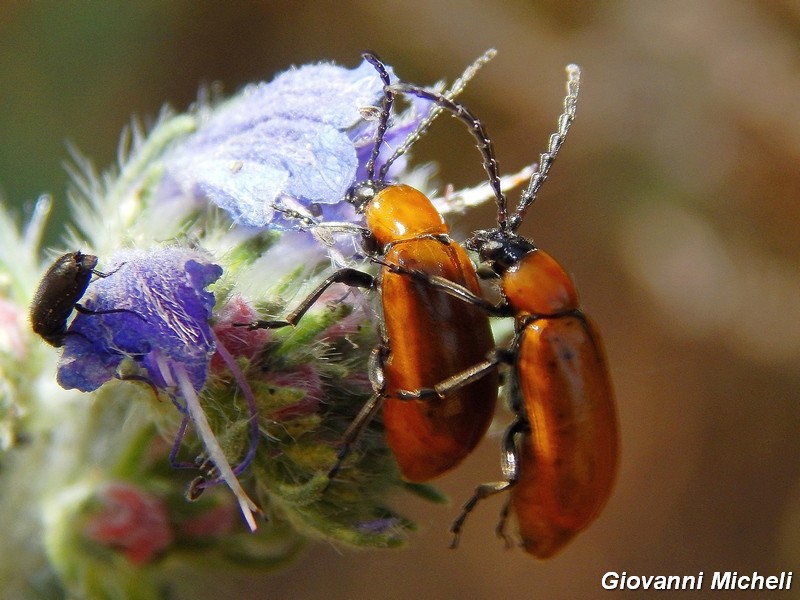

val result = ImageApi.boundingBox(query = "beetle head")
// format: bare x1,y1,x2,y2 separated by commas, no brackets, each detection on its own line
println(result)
467,229,536,274
345,180,387,214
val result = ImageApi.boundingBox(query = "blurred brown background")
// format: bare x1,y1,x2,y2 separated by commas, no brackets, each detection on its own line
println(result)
2,1,799,598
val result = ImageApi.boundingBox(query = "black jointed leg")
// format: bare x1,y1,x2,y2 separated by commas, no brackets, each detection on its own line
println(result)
449,416,528,549
324,346,387,489
377,258,512,317
395,351,506,401
237,268,375,330
75,303,147,321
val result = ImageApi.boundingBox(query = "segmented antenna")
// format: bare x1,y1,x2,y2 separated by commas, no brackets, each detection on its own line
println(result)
509,64,580,232
391,83,509,231
361,52,394,182
378,48,497,182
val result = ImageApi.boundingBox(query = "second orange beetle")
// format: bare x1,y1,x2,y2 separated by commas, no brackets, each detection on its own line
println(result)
391,64,618,558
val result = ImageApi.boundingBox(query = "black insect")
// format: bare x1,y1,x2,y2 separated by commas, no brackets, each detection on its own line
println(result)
30,251,134,347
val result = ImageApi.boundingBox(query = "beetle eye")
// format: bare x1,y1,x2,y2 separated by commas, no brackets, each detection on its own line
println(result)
465,229,493,252
345,181,385,213
486,240,503,253
480,240,504,260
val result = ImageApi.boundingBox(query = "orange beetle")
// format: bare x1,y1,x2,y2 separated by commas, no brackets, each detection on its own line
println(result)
243,53,498,483
391,64,618,557
370,185,497,482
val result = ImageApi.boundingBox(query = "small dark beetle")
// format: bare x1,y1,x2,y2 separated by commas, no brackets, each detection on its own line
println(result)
30,251,130,347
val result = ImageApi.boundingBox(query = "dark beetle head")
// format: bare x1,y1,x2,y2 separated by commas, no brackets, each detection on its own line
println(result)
345,180,387,214
466,229,536,275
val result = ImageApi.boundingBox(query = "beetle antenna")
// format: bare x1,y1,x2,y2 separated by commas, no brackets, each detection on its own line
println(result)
378,49,497,182
362,52,394,183
392,82,509,231
509,64,580,232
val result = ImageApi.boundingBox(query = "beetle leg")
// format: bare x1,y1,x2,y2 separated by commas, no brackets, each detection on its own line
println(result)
325,346,387,487
91,262,126,279
450,480,513,549
240,318,292,330
307,221,372,238
271,201,373,244
74,303,147,321
376,258,512,316
396,349,505,401
495,499,515,549
494,416,529,547
237,267,375,330
325,392,383,485
449,416,527,549
396,347,512,401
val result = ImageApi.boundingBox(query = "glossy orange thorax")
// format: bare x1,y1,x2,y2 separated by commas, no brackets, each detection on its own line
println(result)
363,184,449,248
502,249,579,316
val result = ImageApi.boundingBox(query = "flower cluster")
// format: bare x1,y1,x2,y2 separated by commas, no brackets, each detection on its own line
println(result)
0,52,526,599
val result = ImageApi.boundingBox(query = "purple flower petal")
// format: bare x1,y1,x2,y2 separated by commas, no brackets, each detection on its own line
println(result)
191,61,390,143
159,58,432,228
56,248,222,393
170,119,357,226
